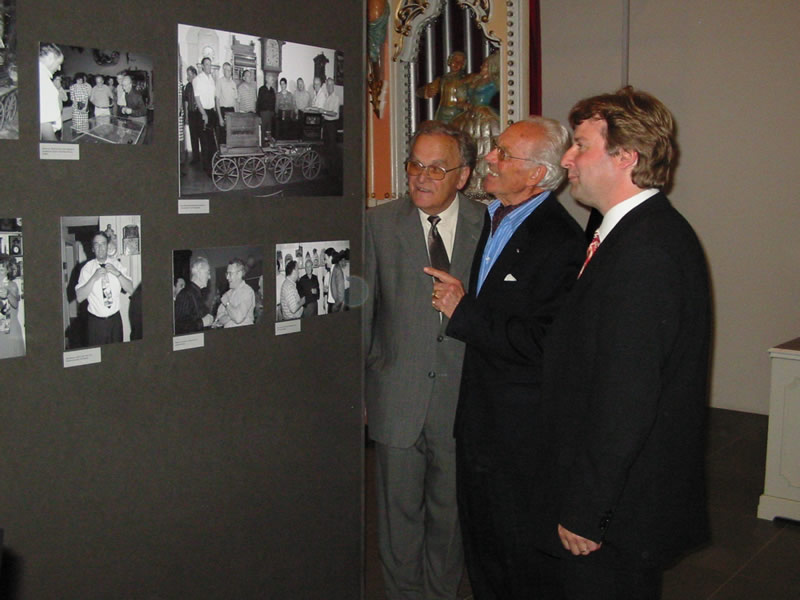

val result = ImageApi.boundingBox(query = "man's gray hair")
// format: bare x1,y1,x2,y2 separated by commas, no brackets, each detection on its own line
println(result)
409,120,477,171
190,256,210,274
524,116,570,191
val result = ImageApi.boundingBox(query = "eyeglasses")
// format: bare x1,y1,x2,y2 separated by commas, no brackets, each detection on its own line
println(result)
405,160,464,181
491,138,539,164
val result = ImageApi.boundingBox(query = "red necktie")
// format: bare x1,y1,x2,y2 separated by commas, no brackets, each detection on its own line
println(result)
578,231,600,279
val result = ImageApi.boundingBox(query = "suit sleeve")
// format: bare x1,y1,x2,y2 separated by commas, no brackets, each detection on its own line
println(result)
363,213,380,367
446,233,583,365
559,245,683,542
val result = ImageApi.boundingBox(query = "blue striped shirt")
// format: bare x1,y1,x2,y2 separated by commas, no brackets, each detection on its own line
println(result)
476,191,550,294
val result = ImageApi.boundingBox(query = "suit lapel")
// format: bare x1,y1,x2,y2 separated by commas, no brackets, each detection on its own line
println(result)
480,196,554,292
575,192,669,286
450,193,484,285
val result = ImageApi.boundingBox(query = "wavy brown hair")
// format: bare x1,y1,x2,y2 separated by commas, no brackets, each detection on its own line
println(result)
568,86,676,189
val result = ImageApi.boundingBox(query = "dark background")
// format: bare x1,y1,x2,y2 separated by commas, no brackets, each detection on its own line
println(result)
0,0,364,597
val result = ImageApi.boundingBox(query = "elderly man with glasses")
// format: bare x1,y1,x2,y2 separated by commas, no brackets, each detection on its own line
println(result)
425,117,585,600
364,120,485,600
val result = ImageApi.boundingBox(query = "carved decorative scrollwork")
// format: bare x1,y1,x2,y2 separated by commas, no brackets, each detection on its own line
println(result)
392,0,444,61
456,0,500,43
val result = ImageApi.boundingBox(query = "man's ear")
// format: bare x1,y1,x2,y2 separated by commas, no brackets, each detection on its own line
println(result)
527,164,546,188
616,148,639,170
457,166,472,190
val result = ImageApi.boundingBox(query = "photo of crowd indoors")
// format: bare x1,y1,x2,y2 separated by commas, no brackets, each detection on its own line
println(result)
173,246,264,335
0,218,24,359
178,24,343,198
0,0,18,140
39,42,153,144
275,240,349,322
61,216,142,350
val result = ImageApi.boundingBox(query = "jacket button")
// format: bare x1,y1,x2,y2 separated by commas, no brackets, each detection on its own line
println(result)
437,335,444,342
428,371,436,378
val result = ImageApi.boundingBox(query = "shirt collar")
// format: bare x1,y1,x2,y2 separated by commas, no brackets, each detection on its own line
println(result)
418,193,460,226
597,188,659,242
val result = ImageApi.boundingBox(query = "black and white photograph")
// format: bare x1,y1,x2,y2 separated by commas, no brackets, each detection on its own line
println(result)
178,24,343,198
0,0,17,140
61,216,142,350
0,218,24,358
275,240,349,321
173,245,264,335
39,42,153,144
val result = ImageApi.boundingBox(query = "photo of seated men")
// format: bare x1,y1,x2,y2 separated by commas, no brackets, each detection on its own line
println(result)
178,23,342,198
61,216,142,349
39,42,153,144
275,240,349,321
173,246,263,335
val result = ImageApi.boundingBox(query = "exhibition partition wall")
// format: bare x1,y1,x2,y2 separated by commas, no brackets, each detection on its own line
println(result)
0,0,364,597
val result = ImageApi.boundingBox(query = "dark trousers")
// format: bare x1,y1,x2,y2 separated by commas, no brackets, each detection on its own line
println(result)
200,110,219,174
456,440,563,600
188,111,202,161
218,106,235,144
323,118,338,170
87,311,123,347
560,559,662,600
259,110,274,141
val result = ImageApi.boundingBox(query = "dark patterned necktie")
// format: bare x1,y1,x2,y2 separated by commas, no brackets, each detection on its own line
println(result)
427,216,450,273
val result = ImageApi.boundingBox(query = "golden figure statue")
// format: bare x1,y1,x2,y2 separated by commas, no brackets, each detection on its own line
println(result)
452,52,501,197
416,51,469,123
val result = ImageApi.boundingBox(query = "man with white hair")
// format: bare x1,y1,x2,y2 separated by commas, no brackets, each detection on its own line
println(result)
119,75,147,125
174,256,214,334
427,117,585,599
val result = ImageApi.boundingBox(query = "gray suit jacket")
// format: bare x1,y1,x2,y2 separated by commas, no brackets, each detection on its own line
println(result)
364,193,485,448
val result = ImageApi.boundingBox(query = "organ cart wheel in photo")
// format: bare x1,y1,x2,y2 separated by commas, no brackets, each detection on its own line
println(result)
241,156,267,188
300,148,322,180
273,155,293,184
212,156,239,191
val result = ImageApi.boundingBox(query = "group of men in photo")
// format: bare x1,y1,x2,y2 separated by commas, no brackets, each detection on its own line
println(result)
182,56,341,178
365,87,711,600
278,247,349,321
39,42,147,142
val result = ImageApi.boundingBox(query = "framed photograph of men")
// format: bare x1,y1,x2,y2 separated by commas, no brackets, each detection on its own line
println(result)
61,216,142,351
0,217,24,359
173,245,264,335
275,240,349,322
0,0,18,140
178,23,343,198
39,42,153,145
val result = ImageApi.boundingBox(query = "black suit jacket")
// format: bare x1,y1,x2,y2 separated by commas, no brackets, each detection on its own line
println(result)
448,194,585,460
536,192,712,569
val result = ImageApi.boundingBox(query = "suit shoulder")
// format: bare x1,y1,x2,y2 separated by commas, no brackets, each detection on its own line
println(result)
366,198,412,226
532,195,585,241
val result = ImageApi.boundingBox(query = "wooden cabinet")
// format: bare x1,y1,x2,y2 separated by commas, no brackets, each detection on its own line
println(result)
758,337,800,521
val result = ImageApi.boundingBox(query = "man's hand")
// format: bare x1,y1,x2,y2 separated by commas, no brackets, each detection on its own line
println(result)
424,267,465,319
558,524,601,556
103,263,121,278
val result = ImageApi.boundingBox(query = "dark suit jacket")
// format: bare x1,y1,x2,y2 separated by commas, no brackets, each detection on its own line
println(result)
448,194,585,462
536,192,712,569
364,194,485,447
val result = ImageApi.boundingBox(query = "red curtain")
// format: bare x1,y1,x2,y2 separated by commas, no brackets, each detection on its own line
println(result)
529,0,542,116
